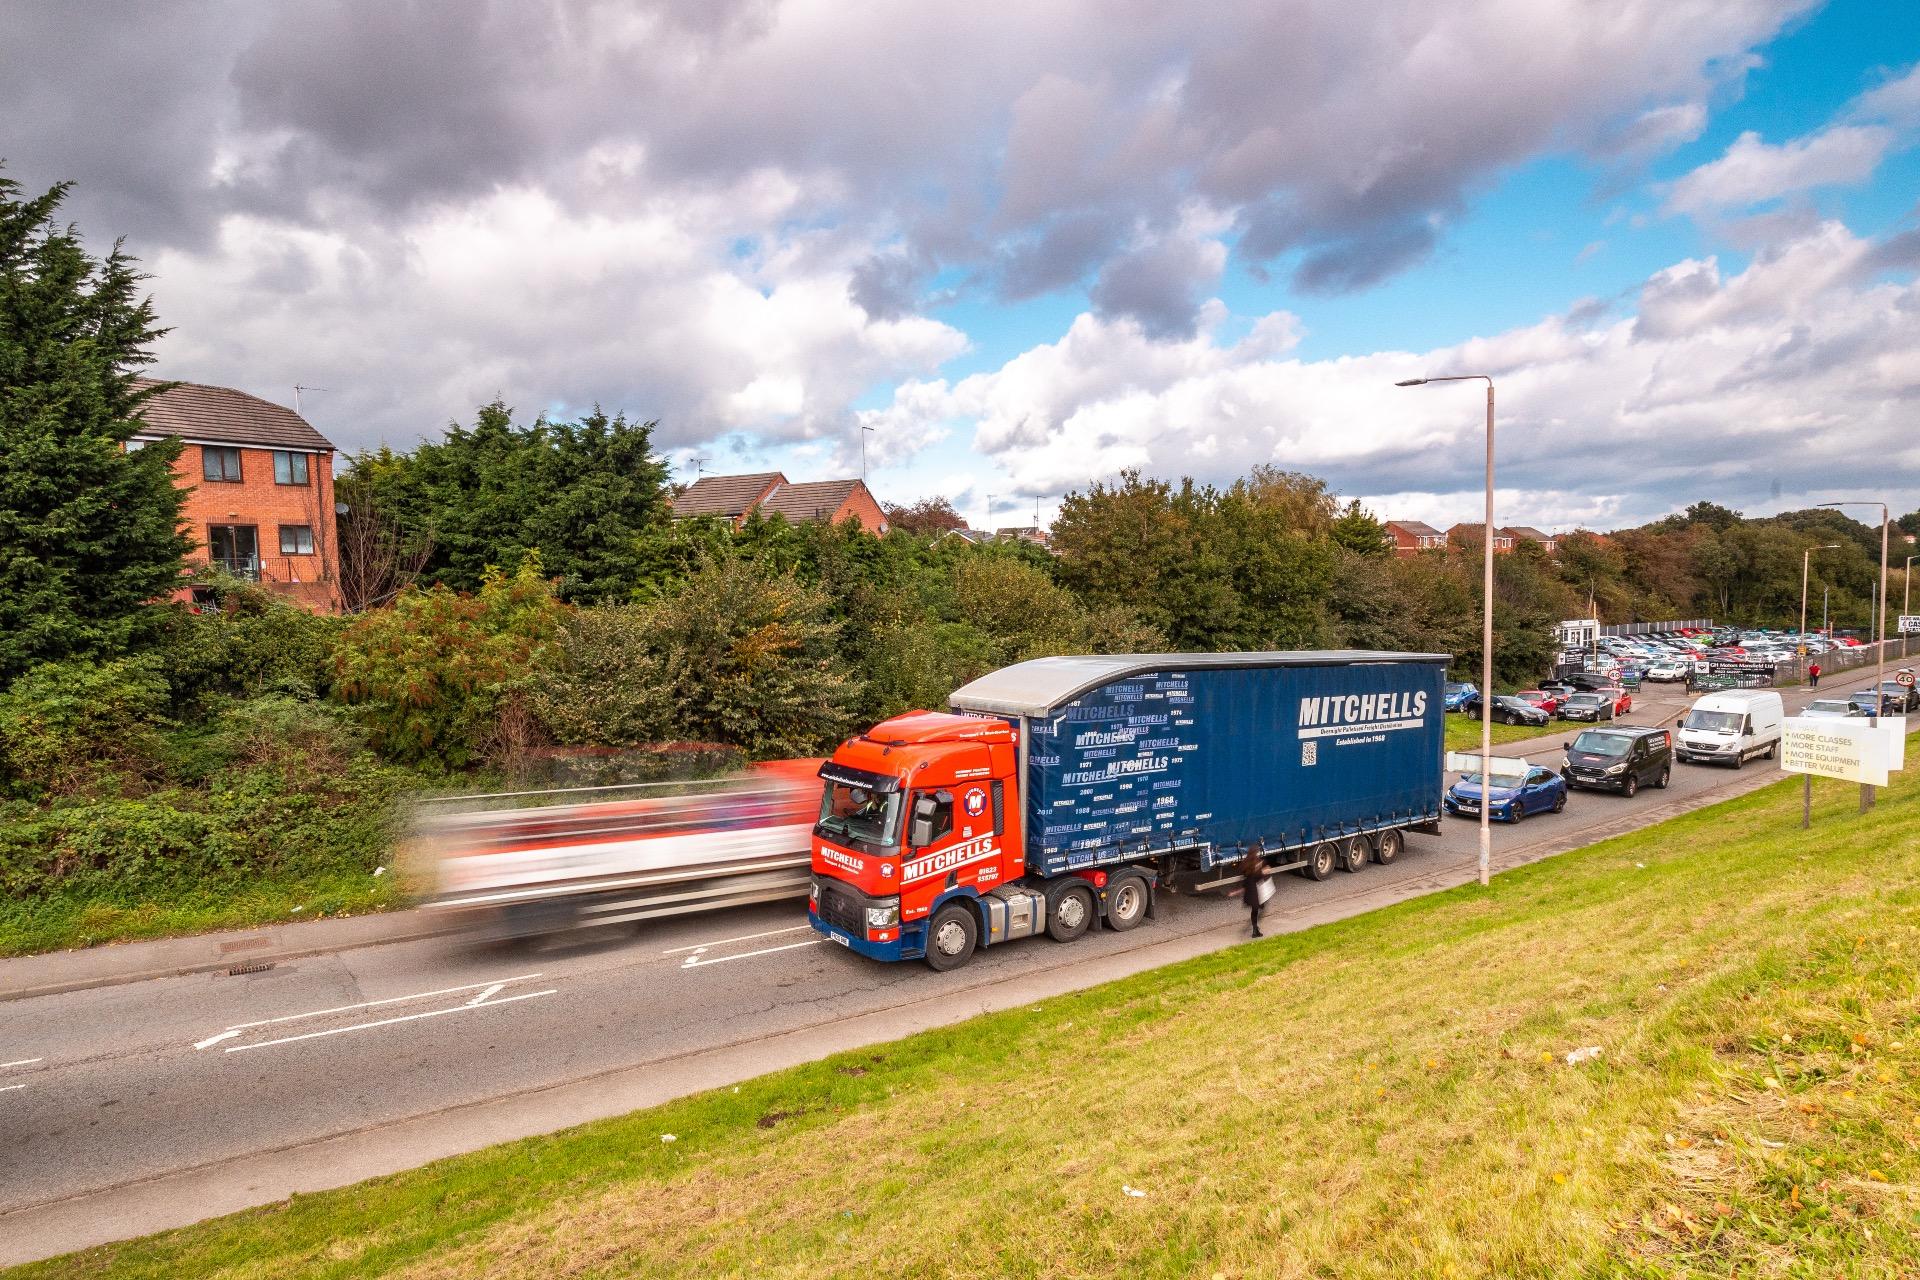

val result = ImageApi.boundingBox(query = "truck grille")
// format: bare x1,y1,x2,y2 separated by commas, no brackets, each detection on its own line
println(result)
816,882,864,933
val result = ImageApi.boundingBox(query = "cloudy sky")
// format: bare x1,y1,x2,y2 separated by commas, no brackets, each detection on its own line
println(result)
8,0,1920,530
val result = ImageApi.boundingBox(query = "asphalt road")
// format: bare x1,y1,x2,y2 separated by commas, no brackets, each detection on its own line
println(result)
0,670,1896,1264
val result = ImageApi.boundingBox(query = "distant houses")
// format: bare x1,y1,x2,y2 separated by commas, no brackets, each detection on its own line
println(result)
671,471,889,534
1385,518,1560,559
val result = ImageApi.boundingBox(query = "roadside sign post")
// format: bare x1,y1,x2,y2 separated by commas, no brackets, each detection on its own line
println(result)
1781,716,1902,829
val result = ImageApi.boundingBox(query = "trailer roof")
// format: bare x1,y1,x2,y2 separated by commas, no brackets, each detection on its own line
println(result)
948,650,1452,718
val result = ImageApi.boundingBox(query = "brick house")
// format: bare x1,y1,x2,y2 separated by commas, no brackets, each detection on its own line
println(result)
1384,520,1447,557
1447,522,1515,554
1502,525,1559,556
671,471,889,533
132,379,341,612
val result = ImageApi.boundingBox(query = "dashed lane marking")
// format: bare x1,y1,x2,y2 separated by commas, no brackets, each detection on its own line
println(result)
224,989,558,1054
660,925,813,956
680,939,825,969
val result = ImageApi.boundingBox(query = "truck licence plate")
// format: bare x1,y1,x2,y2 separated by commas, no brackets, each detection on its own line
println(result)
830,931,850,947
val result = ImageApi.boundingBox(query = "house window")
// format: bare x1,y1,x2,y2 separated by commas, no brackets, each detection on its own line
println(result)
279,524,315,555
273,451,310,485
202,446,242,483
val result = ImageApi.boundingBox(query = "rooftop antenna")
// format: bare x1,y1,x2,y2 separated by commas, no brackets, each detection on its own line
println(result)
688,452,710,477
293,385,329,416
859,422,875,480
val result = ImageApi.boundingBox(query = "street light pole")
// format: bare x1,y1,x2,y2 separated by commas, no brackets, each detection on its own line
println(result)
1800,544,1840,674
1397,373,1496,887
1904,553,1916,659
1818,501,1890,811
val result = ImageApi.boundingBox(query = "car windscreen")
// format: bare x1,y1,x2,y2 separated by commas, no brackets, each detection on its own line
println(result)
817,782,901,846
1683,710,1743,733
1566,694,1603,706
1571,730,1634,756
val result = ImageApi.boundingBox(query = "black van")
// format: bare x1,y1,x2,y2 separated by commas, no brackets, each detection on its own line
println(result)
1561,725,1672,797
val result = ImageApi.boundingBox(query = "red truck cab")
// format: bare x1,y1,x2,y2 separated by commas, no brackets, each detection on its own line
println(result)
808,710,1028,964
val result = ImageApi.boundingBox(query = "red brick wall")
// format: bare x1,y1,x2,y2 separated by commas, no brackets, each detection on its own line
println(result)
833,483,890,534
171,443,341,612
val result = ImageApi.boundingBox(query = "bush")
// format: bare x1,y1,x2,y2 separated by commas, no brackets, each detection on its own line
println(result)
0,756,408,903
531,605,667,747
333,557,565,768
153,578,348,713
0,655,171,796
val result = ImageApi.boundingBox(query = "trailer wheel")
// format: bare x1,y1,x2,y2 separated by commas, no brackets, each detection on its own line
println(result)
1339,836,1369,873
1302,841,1337,881
1047,884,1095,942
1373,830,1403,865
1105,876,1148,931
924,903,978,971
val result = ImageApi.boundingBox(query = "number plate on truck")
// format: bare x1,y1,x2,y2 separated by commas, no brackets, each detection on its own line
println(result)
829,931,850,947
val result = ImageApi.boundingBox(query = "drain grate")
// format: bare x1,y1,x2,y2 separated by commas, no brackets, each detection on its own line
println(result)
226,959,276,976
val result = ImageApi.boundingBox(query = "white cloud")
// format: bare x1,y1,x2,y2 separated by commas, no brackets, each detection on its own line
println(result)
1852,63,1920,128
863,222,1920,526
1666,126,1894,214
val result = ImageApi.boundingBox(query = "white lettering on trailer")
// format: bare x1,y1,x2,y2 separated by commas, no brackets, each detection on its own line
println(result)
1296,689,1429,738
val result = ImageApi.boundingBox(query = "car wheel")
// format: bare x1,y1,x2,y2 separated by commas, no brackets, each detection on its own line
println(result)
1656,766,1670,789
1373,830,1403,865
1622,774,1638,798
1046,884,1095,942
1302,841,1337,881
1507,802,1524,824
924,903,978,972
1767,741,1778,759
1339,836,1369,873
1105,876,1148,931
1552,791,1566,813
1731,750,1743,770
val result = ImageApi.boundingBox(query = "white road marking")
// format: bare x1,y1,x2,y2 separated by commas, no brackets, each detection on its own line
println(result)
0,1059,41,1069
680,938,824,969
0,1084,24,1093
222,973,545,1032
225,989,558,1054
193,1030,241,1051
660,925,812,956
464,982,505,1007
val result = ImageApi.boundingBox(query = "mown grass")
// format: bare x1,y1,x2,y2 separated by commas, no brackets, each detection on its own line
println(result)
1443,714,1565,752
18,742,1920,1279
0,871,402,957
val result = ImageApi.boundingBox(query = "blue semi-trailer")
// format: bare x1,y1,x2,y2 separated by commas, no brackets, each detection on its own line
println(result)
807,650,1448,970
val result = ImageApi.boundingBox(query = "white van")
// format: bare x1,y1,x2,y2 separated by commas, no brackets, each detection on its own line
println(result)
1676,690,1784,768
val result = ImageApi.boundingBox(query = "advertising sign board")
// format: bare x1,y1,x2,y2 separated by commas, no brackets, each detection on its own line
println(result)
1900,615,1920,635
1781,717,1892,786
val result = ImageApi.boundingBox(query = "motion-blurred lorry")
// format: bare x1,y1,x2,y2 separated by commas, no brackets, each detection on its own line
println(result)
420,760,821,936
807,651,1449,970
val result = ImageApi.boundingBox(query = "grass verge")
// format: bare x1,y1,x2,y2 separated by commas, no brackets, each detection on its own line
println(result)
18,746,1920,1279
1443,714,1565,752
0,872,402,957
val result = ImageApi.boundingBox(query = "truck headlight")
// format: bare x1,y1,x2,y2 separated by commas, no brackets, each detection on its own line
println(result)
865,902,900,928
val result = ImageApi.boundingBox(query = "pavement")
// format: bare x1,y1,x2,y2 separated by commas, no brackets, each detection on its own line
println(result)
0,668,1893,1267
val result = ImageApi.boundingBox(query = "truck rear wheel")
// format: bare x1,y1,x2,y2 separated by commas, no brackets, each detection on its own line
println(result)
924,904,978,971
1047,884,1095,942
1105,876,1148,931
1339,836,1369,873
1373,830,1403,865
1302,841,1337,881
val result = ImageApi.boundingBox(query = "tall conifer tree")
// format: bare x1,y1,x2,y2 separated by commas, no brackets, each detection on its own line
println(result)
0,173,190,678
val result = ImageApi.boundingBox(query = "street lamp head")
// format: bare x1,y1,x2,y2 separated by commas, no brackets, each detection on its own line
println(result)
1394,378,1427,387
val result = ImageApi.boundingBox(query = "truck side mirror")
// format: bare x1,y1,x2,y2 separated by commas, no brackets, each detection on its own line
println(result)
910,816,934,847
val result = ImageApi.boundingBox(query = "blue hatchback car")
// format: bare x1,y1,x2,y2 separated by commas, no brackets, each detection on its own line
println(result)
1442,681,1478,712
1444,765,1568,823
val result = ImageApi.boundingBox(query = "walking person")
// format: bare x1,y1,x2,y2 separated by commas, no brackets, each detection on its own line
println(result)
1808,660,1821,690
1242,844,1274,938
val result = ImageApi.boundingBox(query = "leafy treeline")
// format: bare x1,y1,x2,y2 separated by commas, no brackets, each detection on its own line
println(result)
4,169,1918,949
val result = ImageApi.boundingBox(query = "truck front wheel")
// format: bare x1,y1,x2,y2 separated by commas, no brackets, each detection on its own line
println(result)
924,904,978,971
1047,884,1095,942
1105,876,1148,931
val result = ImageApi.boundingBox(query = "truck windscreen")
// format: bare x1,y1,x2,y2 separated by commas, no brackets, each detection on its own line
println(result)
818,783,901,846
1683,710,1742,733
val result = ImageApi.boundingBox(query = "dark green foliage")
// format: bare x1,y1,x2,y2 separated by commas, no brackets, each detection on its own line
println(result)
0,654,171,797
151,574,348,714
333,557,565,768
1330,499,1392,557
342,401,672,603
0,173,192,680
